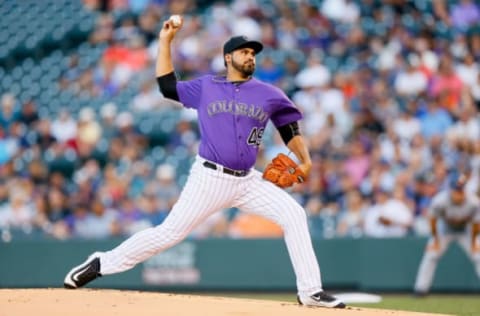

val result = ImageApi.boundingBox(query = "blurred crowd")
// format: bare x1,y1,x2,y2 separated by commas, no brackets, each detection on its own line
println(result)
1,0,480,241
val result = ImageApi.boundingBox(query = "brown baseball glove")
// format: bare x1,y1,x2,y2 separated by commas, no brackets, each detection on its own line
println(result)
262,153,307,188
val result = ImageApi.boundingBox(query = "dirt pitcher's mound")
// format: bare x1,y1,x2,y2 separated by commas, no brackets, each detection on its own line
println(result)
0,289,450,316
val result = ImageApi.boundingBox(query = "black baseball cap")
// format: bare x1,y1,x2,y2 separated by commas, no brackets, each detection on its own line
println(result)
223,36,263,55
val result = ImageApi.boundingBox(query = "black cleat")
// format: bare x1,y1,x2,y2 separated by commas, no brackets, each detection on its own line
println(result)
297,291,346,308
64,254,102,289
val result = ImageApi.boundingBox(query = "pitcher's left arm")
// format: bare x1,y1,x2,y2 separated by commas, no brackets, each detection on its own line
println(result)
286,134,312,178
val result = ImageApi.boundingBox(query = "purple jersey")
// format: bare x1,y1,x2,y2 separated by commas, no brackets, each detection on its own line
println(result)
177,75,302,170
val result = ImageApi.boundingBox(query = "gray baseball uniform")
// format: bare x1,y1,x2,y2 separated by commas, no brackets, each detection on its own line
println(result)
414,190,480,293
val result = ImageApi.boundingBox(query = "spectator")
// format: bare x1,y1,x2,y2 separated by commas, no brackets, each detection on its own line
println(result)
394,55,428,97
99,102,118,139
0,93,19,130
89,13,115,44
128,160,151,198
138,10,159,43
364,186,414,238
99,163,128,205
117,197,151,236
360,157,396,196
456,53,479,88
312,113,346,152
93,58,128,97
45,188,70,223
27,159,48,187
115,112,142,145
18,100,40,127
320,79,353,137
34,119,57,152
70,174,96,208
51,110,78,144
392,106,421,142
130,80,166,112
122,35,150,72
114,15,140,44
59,54,82,89
0,190,36,234
0,126,18,165
294,54,331,90
419,98,453,140
76,107,102,158
446,106,479,142
138,192,168,226
255,55,284,85
337,189,369,238
450,0,480,32
429,56,464,112
313,201,340,239
343,138,371,187
150,163,180,211
70,199,119,239
356,107,386,135
321,0,359,24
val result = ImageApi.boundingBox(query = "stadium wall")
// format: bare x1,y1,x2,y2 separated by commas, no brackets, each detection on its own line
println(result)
0,238,478,292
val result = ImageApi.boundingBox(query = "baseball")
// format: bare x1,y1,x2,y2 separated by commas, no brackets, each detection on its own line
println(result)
169,15,181,28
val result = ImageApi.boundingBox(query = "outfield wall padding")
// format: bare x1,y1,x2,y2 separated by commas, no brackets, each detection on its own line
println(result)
0,237,478,292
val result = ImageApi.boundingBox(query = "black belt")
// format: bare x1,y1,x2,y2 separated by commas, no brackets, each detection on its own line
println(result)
203,161,249,177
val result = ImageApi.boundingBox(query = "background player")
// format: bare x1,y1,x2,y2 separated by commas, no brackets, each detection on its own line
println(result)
63,16,345,309
414,172,480,295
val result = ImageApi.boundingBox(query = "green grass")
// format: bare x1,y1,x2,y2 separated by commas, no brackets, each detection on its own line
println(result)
205,293,480,316
353,295,480,316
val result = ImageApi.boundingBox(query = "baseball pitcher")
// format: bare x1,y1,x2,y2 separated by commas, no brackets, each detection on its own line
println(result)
414,173,480,295
63,16,345,308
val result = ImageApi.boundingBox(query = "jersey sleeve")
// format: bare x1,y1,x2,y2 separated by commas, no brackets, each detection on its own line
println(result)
269,89,303,127
176,77,203,109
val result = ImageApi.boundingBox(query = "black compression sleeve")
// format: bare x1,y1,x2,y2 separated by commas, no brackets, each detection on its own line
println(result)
277,121,300,145
156,72,179,101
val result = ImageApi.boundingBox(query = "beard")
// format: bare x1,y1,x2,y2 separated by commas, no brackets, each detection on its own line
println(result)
231,58,255,78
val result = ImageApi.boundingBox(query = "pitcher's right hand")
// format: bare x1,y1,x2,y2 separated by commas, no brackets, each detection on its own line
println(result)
159,15,183,43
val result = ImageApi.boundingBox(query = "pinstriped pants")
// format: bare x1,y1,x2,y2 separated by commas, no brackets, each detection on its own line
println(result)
98,155,323,296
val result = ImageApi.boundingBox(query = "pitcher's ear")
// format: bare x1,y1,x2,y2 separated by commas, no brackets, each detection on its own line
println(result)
224,54,231,67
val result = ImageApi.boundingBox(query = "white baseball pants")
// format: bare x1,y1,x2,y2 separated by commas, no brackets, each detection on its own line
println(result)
97,156,323,296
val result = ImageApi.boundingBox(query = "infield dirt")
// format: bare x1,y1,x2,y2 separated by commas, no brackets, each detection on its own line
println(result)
0,289,452,316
